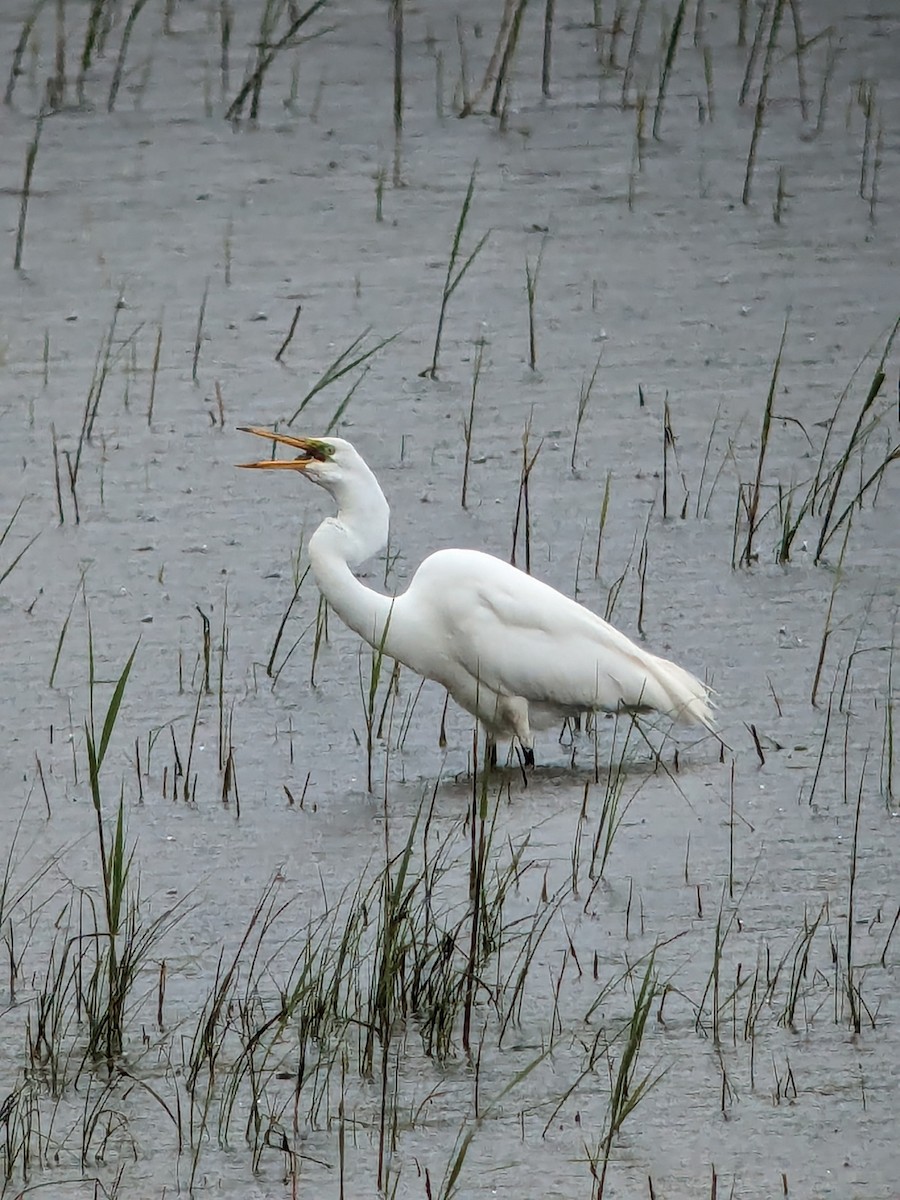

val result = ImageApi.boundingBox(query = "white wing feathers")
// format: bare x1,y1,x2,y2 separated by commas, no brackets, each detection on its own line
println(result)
425,550,713,730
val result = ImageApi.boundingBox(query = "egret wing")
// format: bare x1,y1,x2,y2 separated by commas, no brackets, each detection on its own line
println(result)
428,551,710,726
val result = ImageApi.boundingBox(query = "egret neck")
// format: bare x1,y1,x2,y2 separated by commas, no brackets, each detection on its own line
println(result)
307,457,395,651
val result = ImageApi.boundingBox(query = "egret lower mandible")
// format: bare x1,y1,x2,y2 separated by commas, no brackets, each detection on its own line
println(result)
239,429,714,766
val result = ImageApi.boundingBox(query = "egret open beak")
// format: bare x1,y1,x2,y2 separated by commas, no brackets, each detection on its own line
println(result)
237,426,321,470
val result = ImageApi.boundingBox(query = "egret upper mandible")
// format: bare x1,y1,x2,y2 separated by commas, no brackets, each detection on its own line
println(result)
239,428,714,765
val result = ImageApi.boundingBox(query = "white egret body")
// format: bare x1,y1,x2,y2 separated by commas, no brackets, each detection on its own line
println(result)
240,430,714,762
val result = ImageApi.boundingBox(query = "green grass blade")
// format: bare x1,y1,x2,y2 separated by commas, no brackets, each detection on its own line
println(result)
97,641,139,770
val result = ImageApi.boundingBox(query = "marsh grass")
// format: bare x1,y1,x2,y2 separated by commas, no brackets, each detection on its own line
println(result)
287,327,397,423
881,637,895,809
191,276,210,384
524,237,546,370
358,609,394,793
772,318,899,563
423,164,489,380
661,397,689,519
107,0,150,114
266,565,311,679
588,953,664,1199
437,1045,549,1200
173,790,553,1188
621,0,648,105
510,421,543,572
0,499,41,589
652,0,687,140
588,716,644,875
460,337,484,508
13,106,45,272
813,32,839,137
843,744,875,1034
739,312,788,566
742,0,786,205
390,0,403,185
4,0,48,106
48,567,87,687
84,631,142,1061
572,354,601,472
225,0,329,124
489,0,528,118
592,470,613,578
541,0,555,97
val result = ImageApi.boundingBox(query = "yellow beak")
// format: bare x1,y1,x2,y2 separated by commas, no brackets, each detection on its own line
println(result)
237,426,318,470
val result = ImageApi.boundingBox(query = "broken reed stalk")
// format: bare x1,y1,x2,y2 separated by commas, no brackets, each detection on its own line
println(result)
424,163,489,379
741,312,788,566
490,0,528,117
78,0,106,105
192,277,210,384
219,0,232,101
621,0,648,105
813,35,838,137
48,0,65,109
661,397,688,518
742,0,786,206
51,425,65,523
737,0,749,46
773,164,787,222
108,0,150,113
434,48,444,120
459,0,513,116
275,304,303,363
739,0,771,106
461,339,484,508
868,118,883,225
524,238,546,370
225,1,327,123
14,108,45,271
391,0,403,186
147,322,162,425
786,0,809,121
693,0,706,46
455,14,471,113
541,0,555,98
223,215,233,284
662,399,672,517
607,0,627,69
652,0,688,140
858,81,875,200
5,0,49,107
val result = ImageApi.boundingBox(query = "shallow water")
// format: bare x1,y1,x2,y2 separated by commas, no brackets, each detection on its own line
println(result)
1,2,898,1197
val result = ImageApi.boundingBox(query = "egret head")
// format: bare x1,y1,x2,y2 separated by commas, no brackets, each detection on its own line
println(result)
238,428,356,490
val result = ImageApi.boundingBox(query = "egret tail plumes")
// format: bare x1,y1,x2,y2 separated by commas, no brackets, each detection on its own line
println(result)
240,429,714,761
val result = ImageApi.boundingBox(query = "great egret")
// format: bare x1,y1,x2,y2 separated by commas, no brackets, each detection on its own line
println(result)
239,428,714,765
